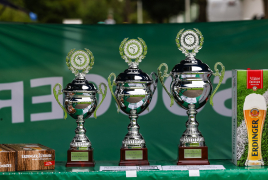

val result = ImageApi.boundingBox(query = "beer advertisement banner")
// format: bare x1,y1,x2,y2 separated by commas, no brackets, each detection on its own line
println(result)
1,20,268,162
233,70,268,166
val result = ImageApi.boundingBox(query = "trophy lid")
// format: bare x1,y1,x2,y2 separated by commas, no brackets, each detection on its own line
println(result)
172,28,212,74
116,37,152,83
171,57,212,74
176,28,204,60
116,68,152,83
63,48,97,92
63,77,97,92
66,48,95,78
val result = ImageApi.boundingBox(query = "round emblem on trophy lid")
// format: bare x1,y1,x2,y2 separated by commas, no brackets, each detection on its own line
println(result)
119,37,147,68
66,48,95,76
180,30,199,50
124,39,143,59
176,28,204,59
70,50,90,70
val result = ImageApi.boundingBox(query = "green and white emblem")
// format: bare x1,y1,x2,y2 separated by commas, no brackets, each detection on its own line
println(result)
66,48,94,76
70,50,90,70
176,28,204,59
119,37,147,68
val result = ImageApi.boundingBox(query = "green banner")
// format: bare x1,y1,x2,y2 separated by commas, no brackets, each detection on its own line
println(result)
1,20,268,161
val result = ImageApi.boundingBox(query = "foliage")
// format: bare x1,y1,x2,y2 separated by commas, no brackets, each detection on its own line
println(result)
0,1,31,22
5,0,125,24
78,0,123,24
1,0,198,24
22,0,79,23
128,10,151,24
142,0,189,23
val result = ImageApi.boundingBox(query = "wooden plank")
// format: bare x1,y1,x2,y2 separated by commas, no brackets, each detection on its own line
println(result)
4,144,55,171
0,144,16,172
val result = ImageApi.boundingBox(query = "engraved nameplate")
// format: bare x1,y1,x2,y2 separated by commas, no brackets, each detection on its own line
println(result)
125,150,143,160
184,149,201,158
71,152,88,161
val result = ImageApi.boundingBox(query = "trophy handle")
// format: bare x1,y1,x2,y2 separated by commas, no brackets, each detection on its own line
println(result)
108,73,121,113
94,82,107,119
157,63,174,107
150,71,158,94
53,83,68,119
210,62,225,106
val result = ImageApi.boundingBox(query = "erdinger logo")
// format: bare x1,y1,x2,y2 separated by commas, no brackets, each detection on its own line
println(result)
250,108,259,117
22,153,52,158
0,163,12,168
251,118,259,156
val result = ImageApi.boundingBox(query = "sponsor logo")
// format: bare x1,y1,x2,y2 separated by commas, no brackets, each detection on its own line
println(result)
0,164,12,168
252,119,259,156
44,161,55,166
250,108,259,117
22,153,52,159
247,70,263,89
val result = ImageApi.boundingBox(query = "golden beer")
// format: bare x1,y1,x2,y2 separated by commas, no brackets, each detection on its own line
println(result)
243,93,266,166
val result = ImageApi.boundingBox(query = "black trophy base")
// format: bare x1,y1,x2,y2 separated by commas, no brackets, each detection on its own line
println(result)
66,148,95,167
177,146,210,165
119,147,149,166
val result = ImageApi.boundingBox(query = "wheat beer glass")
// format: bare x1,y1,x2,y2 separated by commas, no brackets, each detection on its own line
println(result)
243,93,266,166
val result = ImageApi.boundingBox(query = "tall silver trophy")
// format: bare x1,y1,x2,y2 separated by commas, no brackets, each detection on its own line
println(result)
53,49,107,167
108,38,158,166
158,29,225,165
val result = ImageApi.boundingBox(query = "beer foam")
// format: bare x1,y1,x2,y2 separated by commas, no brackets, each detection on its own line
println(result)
243,93,267,110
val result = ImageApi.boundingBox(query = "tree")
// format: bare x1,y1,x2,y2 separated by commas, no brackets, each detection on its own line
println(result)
0,0,31,22
7,0,125,24
142,0,187,23
196,0,207,22
264,0,268,19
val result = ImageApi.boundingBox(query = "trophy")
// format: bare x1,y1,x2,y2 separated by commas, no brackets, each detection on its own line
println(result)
158,29,225,165
108,38,158,166
53,49,107,167
244,93,266,166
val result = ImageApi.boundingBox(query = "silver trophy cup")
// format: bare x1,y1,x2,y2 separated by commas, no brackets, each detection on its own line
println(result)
53,48,107,167
158,29,225,165
108,38,158,166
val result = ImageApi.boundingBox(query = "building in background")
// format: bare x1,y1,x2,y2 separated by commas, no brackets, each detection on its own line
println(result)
207,0,264,22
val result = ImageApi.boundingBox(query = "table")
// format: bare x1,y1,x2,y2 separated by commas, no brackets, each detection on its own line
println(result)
1,160,268,180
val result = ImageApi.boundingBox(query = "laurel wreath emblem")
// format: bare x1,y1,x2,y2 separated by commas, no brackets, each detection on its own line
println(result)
176,28,204,59
119,37,147,67
66,48,95,76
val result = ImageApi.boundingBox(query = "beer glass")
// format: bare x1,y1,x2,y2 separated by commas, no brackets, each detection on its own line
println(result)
243,93,266,166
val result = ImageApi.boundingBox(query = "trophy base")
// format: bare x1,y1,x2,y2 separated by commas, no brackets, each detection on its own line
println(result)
177,146,210,165
119,147,149,166
66,148,95,167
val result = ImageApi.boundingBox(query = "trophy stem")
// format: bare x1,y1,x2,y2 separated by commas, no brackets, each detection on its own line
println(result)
128,110,139,137
178,104,209,165
70,115,91,149
66,115,95,167
122,110,145,148
180,104,205,147
120,109,149,166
